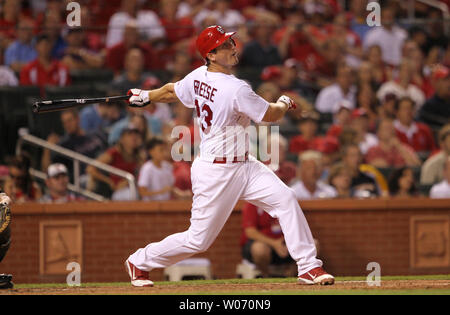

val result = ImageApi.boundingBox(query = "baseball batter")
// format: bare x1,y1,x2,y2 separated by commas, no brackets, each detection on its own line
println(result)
125,25,334,286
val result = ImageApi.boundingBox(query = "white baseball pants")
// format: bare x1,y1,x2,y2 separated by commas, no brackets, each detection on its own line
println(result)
128,155,322,275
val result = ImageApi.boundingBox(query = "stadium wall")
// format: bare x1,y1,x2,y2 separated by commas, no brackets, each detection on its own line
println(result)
2,199,450,284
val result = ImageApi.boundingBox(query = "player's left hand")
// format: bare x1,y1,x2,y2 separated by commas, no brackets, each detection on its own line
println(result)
277,95,297,110
127,89,151,107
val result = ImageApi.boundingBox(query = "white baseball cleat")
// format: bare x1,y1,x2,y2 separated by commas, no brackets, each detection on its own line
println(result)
124,259,154,287
298,267,335,285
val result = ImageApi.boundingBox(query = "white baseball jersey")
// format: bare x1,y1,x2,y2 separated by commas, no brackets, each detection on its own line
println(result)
174,66,269,161
128,66,324,278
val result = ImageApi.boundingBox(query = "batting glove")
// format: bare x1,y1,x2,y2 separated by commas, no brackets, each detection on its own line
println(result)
127,89,151,107
277,95,297,110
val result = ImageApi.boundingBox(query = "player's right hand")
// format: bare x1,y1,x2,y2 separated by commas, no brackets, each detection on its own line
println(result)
127,89,151,107
277,95,297,110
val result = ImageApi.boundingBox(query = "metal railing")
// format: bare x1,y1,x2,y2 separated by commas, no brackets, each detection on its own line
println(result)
15,132,138,201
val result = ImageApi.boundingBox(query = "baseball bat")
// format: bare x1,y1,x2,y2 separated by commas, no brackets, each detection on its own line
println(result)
32,95,129,114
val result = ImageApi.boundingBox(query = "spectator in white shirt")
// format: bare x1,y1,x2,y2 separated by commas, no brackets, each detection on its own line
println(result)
315,64,356,114
290,150,337,200
193,0,245,32
363,5,407,67
429,157,450,199
376,59,426,111
138,138,191,201
105,0,165,48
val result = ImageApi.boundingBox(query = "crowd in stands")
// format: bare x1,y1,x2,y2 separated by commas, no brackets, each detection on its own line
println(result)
0,0,449,206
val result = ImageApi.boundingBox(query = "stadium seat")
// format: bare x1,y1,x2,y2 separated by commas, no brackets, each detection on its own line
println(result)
163,258,212,281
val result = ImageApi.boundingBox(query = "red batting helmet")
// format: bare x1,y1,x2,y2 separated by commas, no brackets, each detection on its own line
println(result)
196,25,236,59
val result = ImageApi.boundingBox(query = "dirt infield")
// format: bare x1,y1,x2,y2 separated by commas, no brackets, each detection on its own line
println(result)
2,279,450,295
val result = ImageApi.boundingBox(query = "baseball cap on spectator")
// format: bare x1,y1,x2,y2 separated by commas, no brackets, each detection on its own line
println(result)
284,58,299,69
351,108,368,119
47,163,68,178
141,77,161,90
313,136,340,155
432,65,449,81
121,122,140,136
261,65,282,81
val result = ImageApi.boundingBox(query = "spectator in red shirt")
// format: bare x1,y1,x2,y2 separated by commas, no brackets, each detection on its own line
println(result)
0,0,21,41
327,100,353,138
394,97,437,154
159,0,195,45
105,20,156,75
240,202,297,278
20,34,71,87
289,111,323,154
365,118,421,168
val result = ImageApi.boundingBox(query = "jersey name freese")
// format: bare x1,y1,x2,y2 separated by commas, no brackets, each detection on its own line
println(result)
174,66,269,162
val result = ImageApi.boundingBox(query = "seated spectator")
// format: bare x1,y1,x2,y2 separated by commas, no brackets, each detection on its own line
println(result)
79,101,125,135
3,153,42,203
240,202,296,278
393,97,436,154
340,143,386,198
377,93,397,120
239,16,281,70
288,111,323,154
376,59,426,111
41,109,106,178
111,47,159,94
418,65,450,129
105,0,165,48
87,123,144,200
194,0,245,32
166,51,193,83
365,119,421,168
315,64,357,114
348,0,372,42
0,66,18,86
421,124,450,185
327,100,353,138
20,34,71,87
363,4,407,67
350,108,378,155
105,20,156,74
429,157,450,199
4,18,37,73
290,151,337,200
0,0,21,43
138,138,191,201
41,10,67,60
366,45,393,85
40,163,82,203
327,164,353,198
324,13,363,69
387,166,419,198
60,27,104,71
108,107,163,146
159,0,195,45
355,83,378,132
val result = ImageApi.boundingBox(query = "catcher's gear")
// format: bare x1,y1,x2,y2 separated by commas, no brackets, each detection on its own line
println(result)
277,95,297,110
0,274,13,290
127,89,151,107
0,192,11,263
